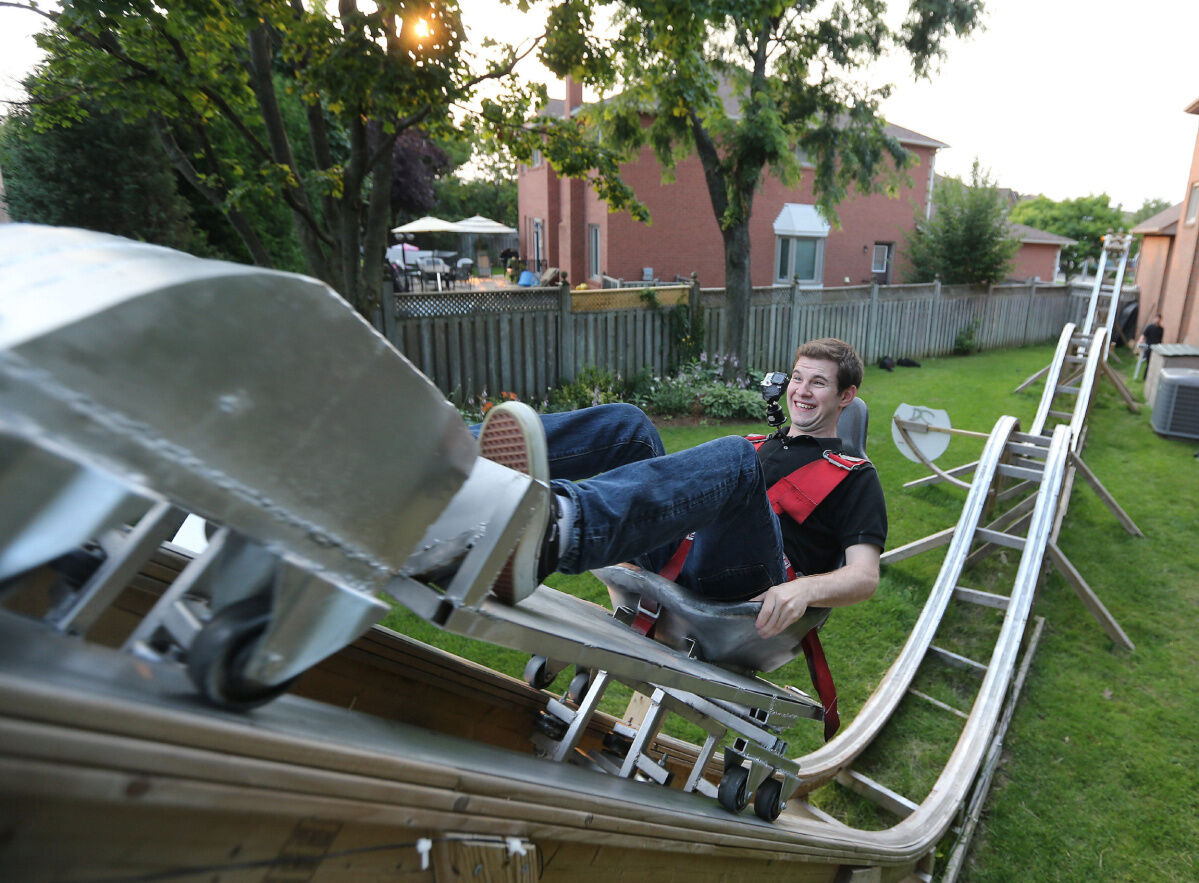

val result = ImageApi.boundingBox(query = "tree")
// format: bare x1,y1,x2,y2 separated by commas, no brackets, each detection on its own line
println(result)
532,0,984,366
1008,193,1126,277
1129,197,1171,227
0,95,208,255
902,161,1019,285
10,0,640,323
391,128,453,218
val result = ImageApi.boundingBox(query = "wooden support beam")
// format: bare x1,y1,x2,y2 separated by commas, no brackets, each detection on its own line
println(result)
835,769,919,819
879,527,954,565
952,587,1010,611
1100,360,1140,413
1069,451,1143,537
908,688,968,720
1045,542,1135,650
929,645,988,676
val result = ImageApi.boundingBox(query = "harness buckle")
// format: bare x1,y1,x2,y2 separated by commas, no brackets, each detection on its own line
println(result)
822,450,867,471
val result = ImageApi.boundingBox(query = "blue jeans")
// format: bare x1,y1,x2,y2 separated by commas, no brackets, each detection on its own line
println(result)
471,404,786,601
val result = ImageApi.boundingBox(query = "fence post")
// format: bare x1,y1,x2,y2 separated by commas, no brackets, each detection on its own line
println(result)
867,282,880,362
1020,281,1036,345
788,276,802,355
925,279,941,356
688,271,701,332
380,284,395,342
559,279,575,384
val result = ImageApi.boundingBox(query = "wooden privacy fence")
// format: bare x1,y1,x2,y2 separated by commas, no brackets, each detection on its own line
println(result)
388,279,1105,402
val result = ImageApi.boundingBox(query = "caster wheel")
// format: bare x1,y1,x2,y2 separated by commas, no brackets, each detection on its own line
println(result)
187,596,295,710
718,765,750,814
753,777,784,822
523,655,556,690
602,730,633,758
567,668,593,704
534,711,569,740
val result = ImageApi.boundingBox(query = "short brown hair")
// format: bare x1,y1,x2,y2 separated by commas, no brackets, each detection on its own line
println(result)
792,338,864,392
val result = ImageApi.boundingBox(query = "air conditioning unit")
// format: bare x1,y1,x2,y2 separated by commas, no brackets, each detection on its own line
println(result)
1151,368,1199,440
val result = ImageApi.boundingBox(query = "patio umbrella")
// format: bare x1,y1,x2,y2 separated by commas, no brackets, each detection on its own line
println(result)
454,215,517,234
391,216,466,234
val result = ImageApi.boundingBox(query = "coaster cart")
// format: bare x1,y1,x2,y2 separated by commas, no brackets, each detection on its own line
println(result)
0,224,823,822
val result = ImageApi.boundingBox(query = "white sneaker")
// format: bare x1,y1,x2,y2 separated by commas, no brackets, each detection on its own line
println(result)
477,401,549,603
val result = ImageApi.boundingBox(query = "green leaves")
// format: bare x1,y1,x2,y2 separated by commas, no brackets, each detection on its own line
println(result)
1009,193,1127,277
903,160,1020,285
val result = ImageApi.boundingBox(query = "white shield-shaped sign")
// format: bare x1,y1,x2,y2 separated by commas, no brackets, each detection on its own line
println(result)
892,403,953,464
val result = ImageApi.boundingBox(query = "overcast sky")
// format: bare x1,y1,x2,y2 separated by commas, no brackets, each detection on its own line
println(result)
3,1,1197,211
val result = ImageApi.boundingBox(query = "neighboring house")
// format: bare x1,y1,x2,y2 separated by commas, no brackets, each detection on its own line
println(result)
1132,97,1199,346
518,79,944,289
930,174,1074,282
1006,222,1075,282
1131,202,1180,327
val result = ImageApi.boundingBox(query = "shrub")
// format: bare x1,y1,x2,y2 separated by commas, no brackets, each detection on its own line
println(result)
546,366,626,412
453,389,519,424
644,374,701,416
953,320,980,355
699,384,766,420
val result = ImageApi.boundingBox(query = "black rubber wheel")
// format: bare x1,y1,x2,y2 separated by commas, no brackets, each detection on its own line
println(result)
523,655,556,690
718,765,750,814
753,776,784,822
187,596,295,709
534,711,569,740
568,668,592,704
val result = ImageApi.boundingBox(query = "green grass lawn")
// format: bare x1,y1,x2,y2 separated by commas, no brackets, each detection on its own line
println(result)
385,343,1198,881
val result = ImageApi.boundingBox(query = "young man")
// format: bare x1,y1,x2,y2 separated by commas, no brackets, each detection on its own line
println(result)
476,338,886,640
1137,313,1164,352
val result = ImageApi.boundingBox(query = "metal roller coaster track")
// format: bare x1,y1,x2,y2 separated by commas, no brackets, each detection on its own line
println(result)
0,226,1133,881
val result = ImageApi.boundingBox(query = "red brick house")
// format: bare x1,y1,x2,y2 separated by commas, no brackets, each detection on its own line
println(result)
1132,95,1199,345
1007,222,1075,282
518,80,944,289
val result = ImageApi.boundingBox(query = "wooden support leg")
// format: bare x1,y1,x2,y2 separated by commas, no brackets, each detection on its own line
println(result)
1045,542,1134,650
1100,361,1140,413
1069,451,1144,537
1014,363,1050,393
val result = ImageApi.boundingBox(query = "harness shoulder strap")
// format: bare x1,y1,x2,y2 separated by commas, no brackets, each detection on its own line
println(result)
766,450,872,525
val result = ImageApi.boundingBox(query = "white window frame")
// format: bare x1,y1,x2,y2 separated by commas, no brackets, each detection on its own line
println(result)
872,243,892,274
531,218,544,270
1185,183,1199,226
774,235,824,285
588,224,601,278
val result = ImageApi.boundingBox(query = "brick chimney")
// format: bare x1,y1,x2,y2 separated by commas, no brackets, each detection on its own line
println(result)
565,76,583,118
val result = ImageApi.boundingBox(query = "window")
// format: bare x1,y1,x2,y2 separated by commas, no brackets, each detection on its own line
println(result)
588,224,601,278
772,203,829,285
775,236,823,284
872,243,892,274
531,218,544,271
531,148,544,168
1186,183,1199,226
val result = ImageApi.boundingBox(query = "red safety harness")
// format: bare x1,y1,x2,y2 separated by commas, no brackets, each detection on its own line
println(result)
628,435,872,741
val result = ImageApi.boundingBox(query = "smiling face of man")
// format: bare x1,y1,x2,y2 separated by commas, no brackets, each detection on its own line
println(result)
786,356,856,438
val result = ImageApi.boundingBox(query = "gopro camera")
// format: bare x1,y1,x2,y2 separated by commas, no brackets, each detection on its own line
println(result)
759,371,789,427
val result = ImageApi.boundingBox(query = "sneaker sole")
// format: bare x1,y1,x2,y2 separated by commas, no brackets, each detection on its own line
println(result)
477,403,549,603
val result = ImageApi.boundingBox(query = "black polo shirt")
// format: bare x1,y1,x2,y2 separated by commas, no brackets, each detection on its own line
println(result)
755,433,887,577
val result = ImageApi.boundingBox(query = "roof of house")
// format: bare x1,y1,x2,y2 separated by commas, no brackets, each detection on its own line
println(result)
1131,202,1182,236
883,122,947,150
1007,222,1076,246
539,81,946,150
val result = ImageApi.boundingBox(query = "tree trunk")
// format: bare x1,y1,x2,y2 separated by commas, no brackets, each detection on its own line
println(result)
155,125,273,268
722,221,753,373
246,24,332,285
359,121,395,327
